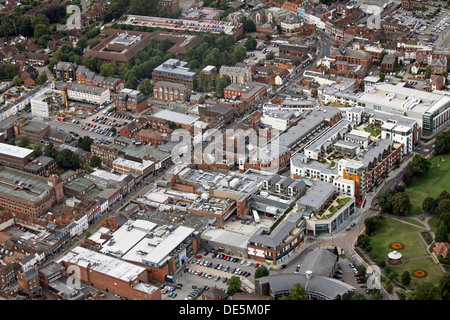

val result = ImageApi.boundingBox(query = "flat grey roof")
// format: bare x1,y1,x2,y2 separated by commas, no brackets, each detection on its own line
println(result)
256,273,355,299
248,210,303,248
277,115,324,148
297,180,335,211
152,109,200,125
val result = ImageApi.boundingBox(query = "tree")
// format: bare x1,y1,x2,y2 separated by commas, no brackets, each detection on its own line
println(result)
425,65,432,79
12,75,22,86
435,221,449,243
76,37,88,50
17,136,30,148
364,215,384,234
392,192,412,216
55,149,80,170
254,265,270,279
44,142,55,157
266,52,275,60
406,154,431,177
379,72,386,81
287,283,308,300
370,289,384,300
32,143,43,158
36,71,48,85
215,75,231,98
197,72,209,92
351,293,367,300
244,36,257,51
34,24,49,38
436,199,450,217
401,271,411,286
438,272,450,300
402,168,414,186
357,233,371,251
377,188,397,214
436,190,450,205
138,78,153,96
434,131,450,155
241,17,256,32
0,15,14,37
17,16,33,37
227,275,242,296
422,197,437,215
125,75,138,90
415,282,440,300
438,211,450,232
90,156,102,168
100,62,117,77
78,136,93,152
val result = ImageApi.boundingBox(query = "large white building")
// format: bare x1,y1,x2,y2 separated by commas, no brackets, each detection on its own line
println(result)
358,82,450,138
66,83,110,105
30,89,64,118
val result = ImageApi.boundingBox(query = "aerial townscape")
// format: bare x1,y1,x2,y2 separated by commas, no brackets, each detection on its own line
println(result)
0,0,450,307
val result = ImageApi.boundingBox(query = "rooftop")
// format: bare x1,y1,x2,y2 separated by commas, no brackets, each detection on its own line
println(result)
0,142,34,159
152,109,200,125
57,246,147,282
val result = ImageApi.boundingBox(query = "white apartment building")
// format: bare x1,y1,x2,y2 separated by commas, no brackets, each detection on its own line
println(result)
67,83,110,105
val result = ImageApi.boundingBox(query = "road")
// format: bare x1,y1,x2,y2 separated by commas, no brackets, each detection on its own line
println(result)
285,29,333,91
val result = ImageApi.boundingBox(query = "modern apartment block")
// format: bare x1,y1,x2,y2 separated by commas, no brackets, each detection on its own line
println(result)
358,83,450,139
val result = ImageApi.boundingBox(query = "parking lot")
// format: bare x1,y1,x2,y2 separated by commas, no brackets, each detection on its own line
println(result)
161,251,262,300
48,119,117,144
45,100,150,145
385,5,450,47
334,259,372,297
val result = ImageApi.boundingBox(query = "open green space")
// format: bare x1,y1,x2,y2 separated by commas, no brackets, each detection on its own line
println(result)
405,154,450,215
364,126,381,137
369,218,444,289
370,219,428,260
390,257,443,288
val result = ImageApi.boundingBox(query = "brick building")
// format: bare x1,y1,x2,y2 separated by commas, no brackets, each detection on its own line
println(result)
0,169,64,218
57,246,161,300
115,88,149,113
223,82,267,105
136,129,166,145
153,81,191,102
17,268,42,299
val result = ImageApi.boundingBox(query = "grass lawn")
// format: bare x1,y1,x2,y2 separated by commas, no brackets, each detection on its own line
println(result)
397,217,427,229
369,218,444,289
364,126,381,137
405,153,450,215
391,257,443,289
370,219,428,260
